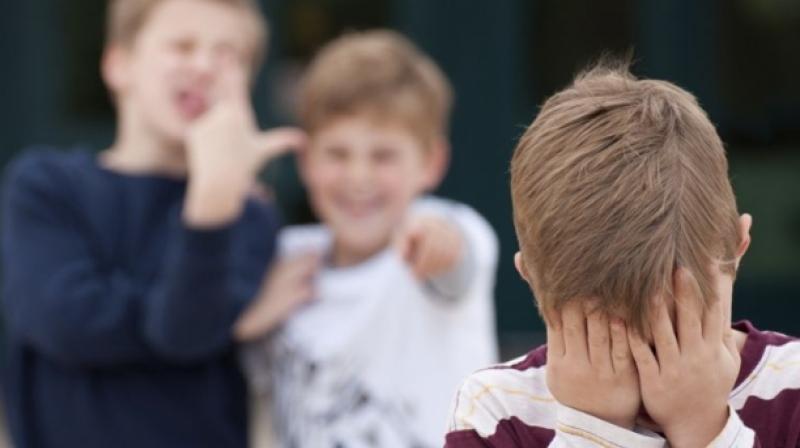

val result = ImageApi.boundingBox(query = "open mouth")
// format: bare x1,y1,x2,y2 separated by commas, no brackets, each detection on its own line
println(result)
174,90,209,120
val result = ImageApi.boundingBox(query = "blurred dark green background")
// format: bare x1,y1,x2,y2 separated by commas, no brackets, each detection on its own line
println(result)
1,0,799,358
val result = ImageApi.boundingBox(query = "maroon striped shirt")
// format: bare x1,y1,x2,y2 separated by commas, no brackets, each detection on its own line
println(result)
445,321,800,447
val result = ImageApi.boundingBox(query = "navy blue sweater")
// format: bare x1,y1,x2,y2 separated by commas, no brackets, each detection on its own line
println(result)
1,148,279,448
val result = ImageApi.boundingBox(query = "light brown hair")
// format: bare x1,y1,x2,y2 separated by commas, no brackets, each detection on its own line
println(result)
510,61,740,334
298,29,453,147
106,0,268,67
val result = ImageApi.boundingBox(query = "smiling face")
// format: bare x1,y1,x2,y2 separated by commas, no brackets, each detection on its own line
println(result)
301,115,445,266
104,0,258,145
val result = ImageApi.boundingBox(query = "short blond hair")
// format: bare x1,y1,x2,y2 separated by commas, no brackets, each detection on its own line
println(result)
510,62,741,334
298,29,453,146
106,0,268,67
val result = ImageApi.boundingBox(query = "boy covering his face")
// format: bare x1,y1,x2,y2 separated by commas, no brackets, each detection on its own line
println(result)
445,62,800,447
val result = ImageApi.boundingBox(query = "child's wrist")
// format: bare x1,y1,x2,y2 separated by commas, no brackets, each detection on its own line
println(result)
664,406,729,448
184,176,249,227
604,416,636,431
233,303,279,341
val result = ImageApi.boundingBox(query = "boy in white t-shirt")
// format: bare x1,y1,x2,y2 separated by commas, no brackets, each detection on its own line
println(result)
233,30,499,447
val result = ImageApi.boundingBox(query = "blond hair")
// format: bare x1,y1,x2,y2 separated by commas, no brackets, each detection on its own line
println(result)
106,0,268,67
510,62,740,334
298,29,453,146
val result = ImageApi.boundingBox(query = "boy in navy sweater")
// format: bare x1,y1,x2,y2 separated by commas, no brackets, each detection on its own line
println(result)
1,1,304,447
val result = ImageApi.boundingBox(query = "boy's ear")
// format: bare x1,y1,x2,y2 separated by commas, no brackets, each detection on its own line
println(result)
516,251,547,317
735,213,753,268
101,44,131,96
422,137,450,191
514,251,531,285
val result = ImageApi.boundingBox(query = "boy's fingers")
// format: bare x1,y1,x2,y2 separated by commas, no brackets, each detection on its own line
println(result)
441,224,463,265
412,234,437,278
404,224,427,272
674,268,703,348
561,302,588,361
254,128,307,163
628,326,659,378
296,283,315,302
703,285,725,342
394,224,418,265
284,253,321,280
650,296,680,365
216,61,250,106
287,252,321,267
723,328,739,359
423,227,459,277
299,253,322,275
610,318,632,373
212,63,256,127
586,309,612,373
397,236,414,265
397,217,459,278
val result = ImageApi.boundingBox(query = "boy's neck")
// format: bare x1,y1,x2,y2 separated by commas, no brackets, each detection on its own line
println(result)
101,114,188,177
330,239,390,268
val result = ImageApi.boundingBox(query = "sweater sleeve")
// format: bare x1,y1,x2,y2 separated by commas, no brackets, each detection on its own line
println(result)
1,152,276,367
141,222,241,361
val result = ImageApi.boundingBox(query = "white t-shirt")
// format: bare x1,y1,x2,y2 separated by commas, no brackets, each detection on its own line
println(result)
245,197,498,448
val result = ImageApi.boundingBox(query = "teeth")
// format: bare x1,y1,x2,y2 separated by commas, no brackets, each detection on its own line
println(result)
338,199,381,216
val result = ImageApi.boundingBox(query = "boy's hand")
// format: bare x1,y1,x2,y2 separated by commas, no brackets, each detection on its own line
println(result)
628,268,740,448
183,63,306,227
233,254,320,341
546,302,641,429
395,215,463,280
